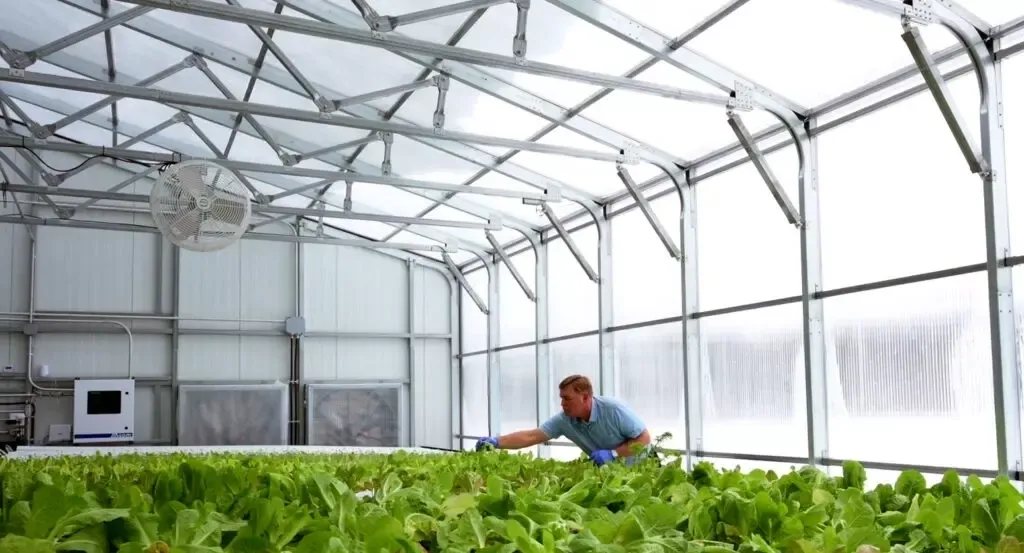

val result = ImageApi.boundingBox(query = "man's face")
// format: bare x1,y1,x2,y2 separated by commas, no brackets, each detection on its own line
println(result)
560,388,589,419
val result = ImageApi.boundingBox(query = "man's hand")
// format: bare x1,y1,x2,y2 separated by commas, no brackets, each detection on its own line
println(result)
590,449,615,466
475,437,498,450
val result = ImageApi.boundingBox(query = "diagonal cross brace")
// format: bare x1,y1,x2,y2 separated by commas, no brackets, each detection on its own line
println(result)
726,111,801,226
485,229,536,301
542,202,598,282
444,251,488,313
616,165,681,259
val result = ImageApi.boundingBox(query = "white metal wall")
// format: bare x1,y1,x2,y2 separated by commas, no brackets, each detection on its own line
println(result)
0,151,456,448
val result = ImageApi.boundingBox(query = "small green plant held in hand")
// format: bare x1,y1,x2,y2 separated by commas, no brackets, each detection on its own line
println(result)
0,449,1022,552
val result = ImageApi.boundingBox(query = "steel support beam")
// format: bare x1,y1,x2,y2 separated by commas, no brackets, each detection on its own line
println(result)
595,215,614,397
117,0,731,105
544,0,807,116
56,0,600,205
278,0,689,168
0,134,555,203
39,58,194,139
0,91,491,252
840,0,1022,477
680,171,700,470
0,182,492,233
0,69,612,172
616,165,681,259
981,38,1022,478
533,239,550,457
726,111,801,225
485,230,535,301
285,135,380,166
799,119,828,466
0,214,451,253
484,259,500,435
542,203,598,282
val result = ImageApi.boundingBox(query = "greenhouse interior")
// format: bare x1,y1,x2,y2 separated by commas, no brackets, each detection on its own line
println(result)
1,0,1024,551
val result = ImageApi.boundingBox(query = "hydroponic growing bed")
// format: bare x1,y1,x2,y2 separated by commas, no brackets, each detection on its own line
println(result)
0,445,1021,552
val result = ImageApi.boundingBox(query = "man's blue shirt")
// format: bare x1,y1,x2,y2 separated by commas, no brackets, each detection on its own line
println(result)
539,395,647,454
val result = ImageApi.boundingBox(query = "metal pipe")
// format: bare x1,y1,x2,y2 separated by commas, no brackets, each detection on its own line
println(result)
0,311,282,323
3,316,134,390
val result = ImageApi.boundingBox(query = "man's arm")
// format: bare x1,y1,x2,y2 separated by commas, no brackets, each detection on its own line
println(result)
495,428,550,449
613,428,651,458
612,402,651,458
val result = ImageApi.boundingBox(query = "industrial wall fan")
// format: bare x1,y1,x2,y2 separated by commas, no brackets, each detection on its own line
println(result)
150,160,252,252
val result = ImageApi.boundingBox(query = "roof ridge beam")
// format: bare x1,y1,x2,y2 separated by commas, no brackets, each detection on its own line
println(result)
56,0,598,204
116,0,732,107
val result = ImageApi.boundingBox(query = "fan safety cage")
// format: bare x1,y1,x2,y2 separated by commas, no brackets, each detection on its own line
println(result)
306,383,407,447
178,383,288,446
150,160,252,253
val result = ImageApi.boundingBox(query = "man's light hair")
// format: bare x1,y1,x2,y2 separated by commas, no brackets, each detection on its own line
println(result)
558,374,593,396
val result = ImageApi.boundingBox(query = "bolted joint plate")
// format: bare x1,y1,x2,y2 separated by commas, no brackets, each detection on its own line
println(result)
728,81,756,112
0,48,34,70
905,0,935,24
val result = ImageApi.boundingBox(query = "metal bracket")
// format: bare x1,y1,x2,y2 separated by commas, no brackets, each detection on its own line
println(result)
54,206,75,220
432,74,449,129
617,142,641,165
380,131,394,176
904,0,936,23
314,94,334,113
0,45,34,70
343,180,353,211
727,81,756,112
513,0,530,61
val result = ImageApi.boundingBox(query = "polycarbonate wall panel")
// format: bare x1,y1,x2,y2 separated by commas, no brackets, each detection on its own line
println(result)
498,252,536,347
460,268,488,353
696,146,802,311
699,303,806,458
499,347,537,437
548,226,599,337
824,273,996,470
613,323,685,451
460,355,488,443
612,195,683,326
816,75,985,288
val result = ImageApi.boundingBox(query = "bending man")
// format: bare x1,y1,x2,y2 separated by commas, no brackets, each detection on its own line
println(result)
475,374,651,466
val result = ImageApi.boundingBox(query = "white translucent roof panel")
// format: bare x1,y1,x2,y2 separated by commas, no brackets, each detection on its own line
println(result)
582,62,779,162
959,0,1024,25
599,0,741,38
259,32,430,99
357,134,485,183
454,0,651,107
3,2,102,54
394,81,550,141
687,0,959,107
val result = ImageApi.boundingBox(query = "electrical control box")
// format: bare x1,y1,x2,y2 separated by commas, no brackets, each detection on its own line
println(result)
73,379,135,444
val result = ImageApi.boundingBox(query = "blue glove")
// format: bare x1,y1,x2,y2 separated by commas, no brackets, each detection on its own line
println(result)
475,436,498,450
590,449,615,466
